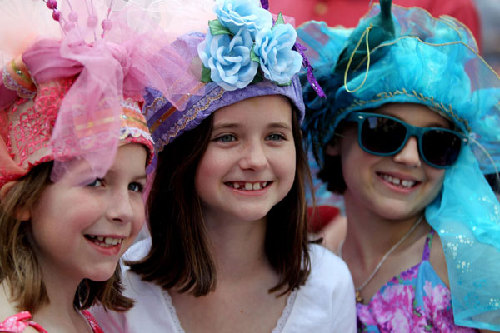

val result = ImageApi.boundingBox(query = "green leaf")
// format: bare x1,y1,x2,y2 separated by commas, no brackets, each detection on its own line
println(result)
251,71,263,84
201,65,212,83
209,19,232,36
250,48,260,63
277,80,292,87
275,12,285,26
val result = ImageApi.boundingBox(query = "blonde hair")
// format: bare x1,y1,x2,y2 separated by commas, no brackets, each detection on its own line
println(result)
0,162,133,312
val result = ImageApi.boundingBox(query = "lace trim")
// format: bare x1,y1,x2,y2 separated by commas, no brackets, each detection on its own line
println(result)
272,290,298,333
162,288,298,333
162,290,185,333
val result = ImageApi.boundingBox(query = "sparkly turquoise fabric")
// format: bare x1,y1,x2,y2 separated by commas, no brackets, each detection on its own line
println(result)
298,2,500,330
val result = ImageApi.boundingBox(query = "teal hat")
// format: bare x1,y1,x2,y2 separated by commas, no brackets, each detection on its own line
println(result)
299,1,500,330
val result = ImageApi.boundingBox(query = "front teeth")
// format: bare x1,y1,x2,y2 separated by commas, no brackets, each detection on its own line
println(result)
401,180,414,187
382,175,416,188
228,181,269,191
88,235,123,247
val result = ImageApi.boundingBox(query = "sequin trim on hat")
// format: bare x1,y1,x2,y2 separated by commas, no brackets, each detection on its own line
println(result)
2,59,36,99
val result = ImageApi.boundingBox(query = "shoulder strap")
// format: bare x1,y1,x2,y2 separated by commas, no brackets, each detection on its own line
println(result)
0,311,47,333
421,230,435,261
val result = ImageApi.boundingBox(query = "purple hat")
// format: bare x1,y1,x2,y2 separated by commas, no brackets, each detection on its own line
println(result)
143,0,320,151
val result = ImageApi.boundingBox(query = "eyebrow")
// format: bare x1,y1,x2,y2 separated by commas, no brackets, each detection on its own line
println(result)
212,123,238,131
105,170,147,181
212,122,292,130
268,122,292,130
381,113,450,128
134,175,148,182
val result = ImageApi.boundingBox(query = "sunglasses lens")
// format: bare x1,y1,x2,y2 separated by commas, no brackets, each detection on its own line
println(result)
360,116,407,154
422,130,462,167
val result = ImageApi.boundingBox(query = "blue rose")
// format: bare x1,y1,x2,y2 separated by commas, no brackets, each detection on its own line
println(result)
198,28,258,91
215,0,272,39
254,23,303,85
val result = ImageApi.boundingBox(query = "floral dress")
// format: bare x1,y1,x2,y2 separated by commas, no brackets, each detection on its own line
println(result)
0,310,103,333
357,231,478,332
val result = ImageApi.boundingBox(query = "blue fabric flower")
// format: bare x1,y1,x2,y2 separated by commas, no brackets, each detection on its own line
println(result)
216,0,272,39
198,28,258,91
254,24,302,85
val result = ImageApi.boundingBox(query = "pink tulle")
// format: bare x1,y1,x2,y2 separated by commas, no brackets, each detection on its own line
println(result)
1,0,207,187
19,4,201,183
23,36,122,182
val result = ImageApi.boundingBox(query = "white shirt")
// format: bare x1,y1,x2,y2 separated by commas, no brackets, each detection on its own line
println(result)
92,240,356,332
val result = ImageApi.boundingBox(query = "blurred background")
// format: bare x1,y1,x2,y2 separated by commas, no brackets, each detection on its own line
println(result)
267,0,500,230
270,0,499,71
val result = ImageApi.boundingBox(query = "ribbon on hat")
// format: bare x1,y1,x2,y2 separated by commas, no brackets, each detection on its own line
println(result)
22,35,123,182
0,2,166,187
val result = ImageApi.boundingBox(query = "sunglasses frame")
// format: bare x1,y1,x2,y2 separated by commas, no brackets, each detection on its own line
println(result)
345,112,468,169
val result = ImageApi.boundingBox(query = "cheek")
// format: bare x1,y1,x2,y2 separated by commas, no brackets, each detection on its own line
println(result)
130,197,146,235
194,149,229,196
195,148,224,180
273,145,296,186
341,141,366,180
426,168,446,195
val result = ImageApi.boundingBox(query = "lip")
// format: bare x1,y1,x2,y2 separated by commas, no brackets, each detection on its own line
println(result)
224,181,272,196
85,235,125,256
378,171,419,181
376,171,421,193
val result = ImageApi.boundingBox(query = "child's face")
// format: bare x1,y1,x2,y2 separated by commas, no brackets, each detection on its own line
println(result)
195,95,296,223
27,143,147,283
336,103,448,220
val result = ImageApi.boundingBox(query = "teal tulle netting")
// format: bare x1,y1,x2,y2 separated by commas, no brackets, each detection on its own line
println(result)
298,0,500,329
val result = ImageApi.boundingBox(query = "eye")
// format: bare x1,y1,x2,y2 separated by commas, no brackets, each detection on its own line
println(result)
128,182,144,193
87,178,104,187
213,134,237,143
266,133,286,141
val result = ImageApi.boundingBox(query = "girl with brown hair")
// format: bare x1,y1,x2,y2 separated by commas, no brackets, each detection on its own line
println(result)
93,0,356,331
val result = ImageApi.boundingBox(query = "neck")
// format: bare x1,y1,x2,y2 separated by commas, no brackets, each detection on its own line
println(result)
32,265,88,332
342,196,426,268
0,281,18,318
204,213,270,282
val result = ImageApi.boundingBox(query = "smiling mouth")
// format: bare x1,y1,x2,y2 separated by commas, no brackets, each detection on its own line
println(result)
378,173,419,189
224,181,272,191
84,235,124,247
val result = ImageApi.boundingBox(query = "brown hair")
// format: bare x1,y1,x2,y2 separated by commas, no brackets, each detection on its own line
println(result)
129,104,312,296
316,120,349,195
0,162,133,313
317,104,461,194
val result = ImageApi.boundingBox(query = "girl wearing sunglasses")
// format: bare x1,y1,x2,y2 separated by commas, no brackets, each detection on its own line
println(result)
299,0,500,331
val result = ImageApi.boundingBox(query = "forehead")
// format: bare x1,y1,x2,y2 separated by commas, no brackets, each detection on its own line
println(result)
375,103,452,128
213,95,293,124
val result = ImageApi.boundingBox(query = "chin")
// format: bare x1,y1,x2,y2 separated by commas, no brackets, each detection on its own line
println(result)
85,264,119,282
375,206,424,221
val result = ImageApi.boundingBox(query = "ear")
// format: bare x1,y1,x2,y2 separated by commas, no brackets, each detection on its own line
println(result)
325,142,340,156
1,182,31,221
16,207,31,222
0,181,15,200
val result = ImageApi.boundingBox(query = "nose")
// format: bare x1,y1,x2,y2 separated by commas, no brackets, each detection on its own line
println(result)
106,189,134,223
238,140,268,170
393,136,422,167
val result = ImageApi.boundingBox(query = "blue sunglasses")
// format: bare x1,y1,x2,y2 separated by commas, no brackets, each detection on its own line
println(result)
345,112,468,169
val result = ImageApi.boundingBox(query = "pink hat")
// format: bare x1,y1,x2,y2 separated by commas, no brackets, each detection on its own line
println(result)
0,0,167,190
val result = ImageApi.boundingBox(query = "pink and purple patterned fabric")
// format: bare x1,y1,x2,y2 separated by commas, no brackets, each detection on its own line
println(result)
0,310,102,333
357,231,478,332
